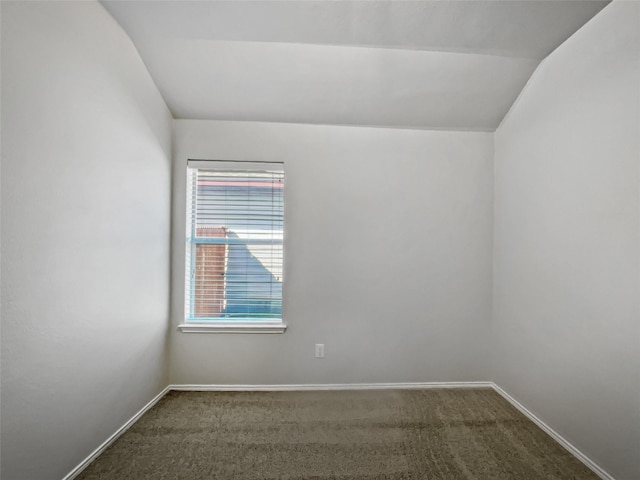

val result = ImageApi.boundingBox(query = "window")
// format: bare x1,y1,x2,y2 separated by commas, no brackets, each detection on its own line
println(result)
179,160,285,333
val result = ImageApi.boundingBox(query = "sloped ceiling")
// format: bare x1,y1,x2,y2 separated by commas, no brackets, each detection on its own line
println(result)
102,0,609,131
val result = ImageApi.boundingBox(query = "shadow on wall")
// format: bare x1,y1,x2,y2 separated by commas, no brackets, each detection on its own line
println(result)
223,231,282,318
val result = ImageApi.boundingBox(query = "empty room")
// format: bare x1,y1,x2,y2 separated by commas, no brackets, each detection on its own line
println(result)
1,1,638,479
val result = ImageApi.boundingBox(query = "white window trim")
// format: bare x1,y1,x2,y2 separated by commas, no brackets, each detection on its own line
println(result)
182,159,286,334
178,322,287,334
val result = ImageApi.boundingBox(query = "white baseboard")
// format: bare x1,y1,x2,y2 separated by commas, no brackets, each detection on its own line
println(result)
169,381,493,391
62,385,171,480
491,383,615,480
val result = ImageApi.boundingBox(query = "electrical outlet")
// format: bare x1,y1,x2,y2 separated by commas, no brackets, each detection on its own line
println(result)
315,343,325,358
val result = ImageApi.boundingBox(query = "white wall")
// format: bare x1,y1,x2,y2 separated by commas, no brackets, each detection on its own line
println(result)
493,2,640,479
170,120,493,385
0,2,172,479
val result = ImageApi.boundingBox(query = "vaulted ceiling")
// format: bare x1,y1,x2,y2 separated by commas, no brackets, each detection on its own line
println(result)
102,0,609,131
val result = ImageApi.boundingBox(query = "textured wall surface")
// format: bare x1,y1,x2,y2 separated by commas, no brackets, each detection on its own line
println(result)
0,2,172,479
493,2,640,479
170,120,494,386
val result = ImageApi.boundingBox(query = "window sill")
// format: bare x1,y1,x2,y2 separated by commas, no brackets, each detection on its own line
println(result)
178,322,287,334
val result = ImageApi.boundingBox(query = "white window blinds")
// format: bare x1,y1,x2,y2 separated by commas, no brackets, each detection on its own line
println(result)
185,161,284,325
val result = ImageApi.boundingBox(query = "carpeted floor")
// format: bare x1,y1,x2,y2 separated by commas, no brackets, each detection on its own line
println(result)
77,388,599,479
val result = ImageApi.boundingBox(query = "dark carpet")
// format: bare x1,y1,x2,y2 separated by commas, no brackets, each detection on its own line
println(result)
77,388,599,479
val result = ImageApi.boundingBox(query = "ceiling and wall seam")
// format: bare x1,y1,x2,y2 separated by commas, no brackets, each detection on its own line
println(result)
497,0,617,133
100,0,610,132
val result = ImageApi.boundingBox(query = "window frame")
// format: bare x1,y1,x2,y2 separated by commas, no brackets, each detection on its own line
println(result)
178,159,286,334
